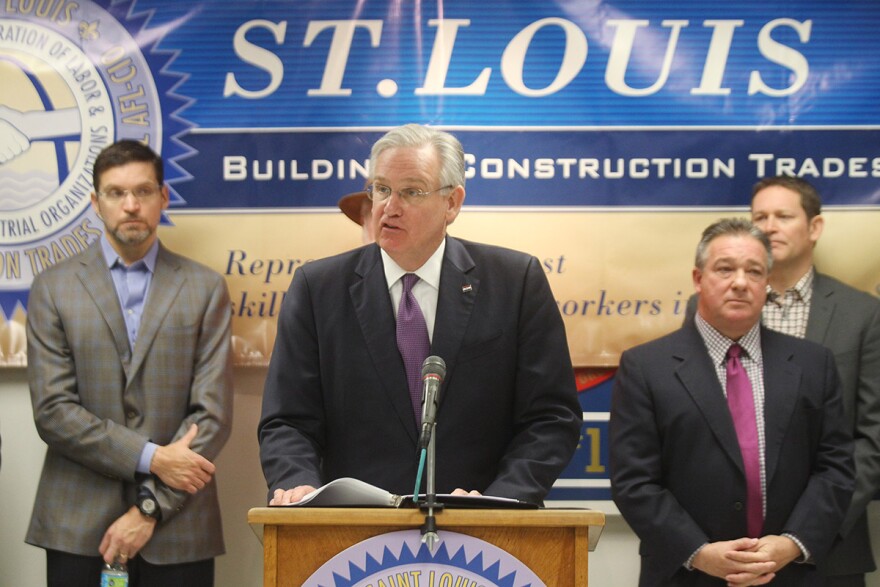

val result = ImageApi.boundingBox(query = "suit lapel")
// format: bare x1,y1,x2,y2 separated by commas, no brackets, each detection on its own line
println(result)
77,242,132,374
760,329,801,485
431,238,477,399
805,273,834,345
128,245,184,384
351,246,419,442
674,327,745,472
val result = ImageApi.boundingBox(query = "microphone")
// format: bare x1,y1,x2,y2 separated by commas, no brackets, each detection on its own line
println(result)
419,356,446,449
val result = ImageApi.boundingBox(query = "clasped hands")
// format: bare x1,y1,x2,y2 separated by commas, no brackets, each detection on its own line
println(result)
692,535,801,586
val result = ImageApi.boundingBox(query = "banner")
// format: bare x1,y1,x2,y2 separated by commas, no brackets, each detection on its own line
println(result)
2,0,879,499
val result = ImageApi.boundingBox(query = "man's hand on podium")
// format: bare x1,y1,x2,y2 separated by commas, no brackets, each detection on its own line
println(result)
450,488,482,496
270,485,318,505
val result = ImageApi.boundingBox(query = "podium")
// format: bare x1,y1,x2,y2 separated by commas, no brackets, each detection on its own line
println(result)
248,507,605,586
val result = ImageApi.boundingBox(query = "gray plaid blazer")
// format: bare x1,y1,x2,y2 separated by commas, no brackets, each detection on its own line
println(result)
25,240,233,564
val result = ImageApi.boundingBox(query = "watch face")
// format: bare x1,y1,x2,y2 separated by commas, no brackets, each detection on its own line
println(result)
141,498,156,515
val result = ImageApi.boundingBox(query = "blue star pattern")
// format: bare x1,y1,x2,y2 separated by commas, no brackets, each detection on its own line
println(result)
305,530,543,587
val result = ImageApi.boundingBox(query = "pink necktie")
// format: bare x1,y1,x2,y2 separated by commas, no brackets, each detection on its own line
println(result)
726,343,763,538
396,274,430,424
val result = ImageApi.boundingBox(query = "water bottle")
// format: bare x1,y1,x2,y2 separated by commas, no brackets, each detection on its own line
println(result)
100,558,129,587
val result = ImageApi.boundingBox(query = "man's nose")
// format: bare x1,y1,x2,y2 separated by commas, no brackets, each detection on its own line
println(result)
383,191,405,214
121,192,141,210
731,269,748,288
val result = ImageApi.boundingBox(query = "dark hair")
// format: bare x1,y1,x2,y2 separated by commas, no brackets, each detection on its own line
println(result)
93,140,163,191
695,217,772,271
751,175,822,220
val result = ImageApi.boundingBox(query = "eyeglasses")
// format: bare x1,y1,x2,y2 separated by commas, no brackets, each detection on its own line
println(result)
97,184,161,202
367,183,453,203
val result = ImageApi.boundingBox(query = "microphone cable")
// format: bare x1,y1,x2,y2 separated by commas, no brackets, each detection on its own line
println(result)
413,447,427,500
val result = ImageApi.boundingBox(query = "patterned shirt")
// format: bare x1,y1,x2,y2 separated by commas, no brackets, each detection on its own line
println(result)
763,269,814,338
695,315,767,518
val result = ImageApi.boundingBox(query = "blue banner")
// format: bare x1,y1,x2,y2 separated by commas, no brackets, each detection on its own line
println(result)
4,0,880,502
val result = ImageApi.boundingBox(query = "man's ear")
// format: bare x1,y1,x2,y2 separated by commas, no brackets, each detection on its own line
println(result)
808,214,824,247
90,192,103,221
445,185,465,225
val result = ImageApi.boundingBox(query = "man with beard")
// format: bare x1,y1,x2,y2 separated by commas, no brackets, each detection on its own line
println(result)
26,140,233,586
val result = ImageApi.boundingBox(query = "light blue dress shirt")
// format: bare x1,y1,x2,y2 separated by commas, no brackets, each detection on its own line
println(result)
100,236,160,474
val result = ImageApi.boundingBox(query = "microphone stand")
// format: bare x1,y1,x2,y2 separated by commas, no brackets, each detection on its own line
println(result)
419,422,443,552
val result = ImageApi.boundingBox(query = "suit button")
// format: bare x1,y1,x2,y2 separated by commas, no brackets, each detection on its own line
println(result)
734,502,744,511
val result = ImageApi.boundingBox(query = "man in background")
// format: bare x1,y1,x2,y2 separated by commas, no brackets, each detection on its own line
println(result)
259,123,581,506
612,218,853,586
750,176,880,586
338,185,375,244
26,140,233,586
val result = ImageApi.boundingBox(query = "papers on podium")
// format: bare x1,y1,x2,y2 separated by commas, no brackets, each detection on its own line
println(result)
277,477,538,509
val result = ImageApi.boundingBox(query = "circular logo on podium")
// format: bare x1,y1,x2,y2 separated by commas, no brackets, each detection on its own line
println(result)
304,529,545,587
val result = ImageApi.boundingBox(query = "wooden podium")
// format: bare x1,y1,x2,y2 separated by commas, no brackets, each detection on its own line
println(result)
248,506,605,586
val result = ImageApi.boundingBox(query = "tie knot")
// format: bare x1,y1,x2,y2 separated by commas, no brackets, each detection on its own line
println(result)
402,273,419,294
727,343,743,361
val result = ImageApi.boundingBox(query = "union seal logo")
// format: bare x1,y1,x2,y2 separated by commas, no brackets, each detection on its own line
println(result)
305,530,544,587
0,0,188,363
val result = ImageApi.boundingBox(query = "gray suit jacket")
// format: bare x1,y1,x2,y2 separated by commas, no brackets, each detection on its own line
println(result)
808,273,880,575
26,240,233,564
684,273,880,575
610,323,854,586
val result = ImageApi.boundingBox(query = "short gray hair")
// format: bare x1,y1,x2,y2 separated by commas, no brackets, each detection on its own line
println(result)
370,124,466,189
695,218,772,271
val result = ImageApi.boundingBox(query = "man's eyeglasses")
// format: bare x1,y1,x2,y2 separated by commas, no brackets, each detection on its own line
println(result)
97,184,161,202
366,183,453,203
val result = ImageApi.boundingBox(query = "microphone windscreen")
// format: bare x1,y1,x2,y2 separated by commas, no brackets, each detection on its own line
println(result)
421,355,446,380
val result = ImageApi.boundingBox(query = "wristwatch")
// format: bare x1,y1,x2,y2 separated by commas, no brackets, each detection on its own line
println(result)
136,488,162,521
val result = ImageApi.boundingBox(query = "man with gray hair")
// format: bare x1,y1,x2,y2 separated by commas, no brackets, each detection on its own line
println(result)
259,124,582,506
611,218,853,586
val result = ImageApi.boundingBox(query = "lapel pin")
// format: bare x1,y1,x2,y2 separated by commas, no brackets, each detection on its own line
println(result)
461,284,473,293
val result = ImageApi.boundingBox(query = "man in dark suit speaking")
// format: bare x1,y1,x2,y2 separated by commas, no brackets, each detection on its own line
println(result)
259,124,582,506
610,218,853,586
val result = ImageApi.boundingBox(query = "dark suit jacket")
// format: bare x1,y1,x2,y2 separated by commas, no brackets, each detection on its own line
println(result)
610,322,854,586
258,237,582,504
26,241,233,564
684,273,880,575
808,273,880,575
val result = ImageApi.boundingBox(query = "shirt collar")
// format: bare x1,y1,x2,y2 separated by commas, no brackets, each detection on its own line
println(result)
381,238,446,291
695,313,762,366
766,267,814,305
100,235,159,273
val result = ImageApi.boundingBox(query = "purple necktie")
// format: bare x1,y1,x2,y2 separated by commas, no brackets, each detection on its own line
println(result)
396,273,430,424
726,343,763,538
